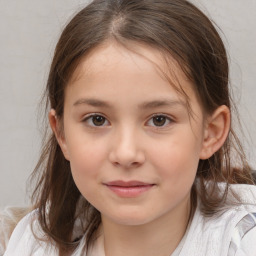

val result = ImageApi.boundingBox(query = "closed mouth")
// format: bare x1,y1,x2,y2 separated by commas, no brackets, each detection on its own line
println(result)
103,180,155,197
104,180,154,187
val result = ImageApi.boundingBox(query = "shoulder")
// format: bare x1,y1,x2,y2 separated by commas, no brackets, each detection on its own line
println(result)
211,184,256,255
180,184,256,256
227,183,256,205
0,206,31,255
3,209,58,256
227,183,256,255
229,212,256,256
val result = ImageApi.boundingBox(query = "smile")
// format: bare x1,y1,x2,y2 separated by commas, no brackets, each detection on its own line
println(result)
103,180,155,198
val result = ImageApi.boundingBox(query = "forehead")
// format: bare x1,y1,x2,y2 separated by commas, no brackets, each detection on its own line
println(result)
66,41,197,107
70,41,187,84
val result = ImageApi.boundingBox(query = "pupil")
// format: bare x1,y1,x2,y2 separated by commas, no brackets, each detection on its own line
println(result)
92,116,105,126
153,116,166,126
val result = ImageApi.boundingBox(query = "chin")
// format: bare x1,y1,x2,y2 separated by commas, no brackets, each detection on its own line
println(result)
104,210,158,226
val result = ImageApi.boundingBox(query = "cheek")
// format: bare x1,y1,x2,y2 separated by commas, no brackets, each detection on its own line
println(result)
150,132,201,183
68,147,103,205
66,136,107,190
69,144,103,172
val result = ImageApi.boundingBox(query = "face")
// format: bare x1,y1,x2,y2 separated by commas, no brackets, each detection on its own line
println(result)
55,42,208,227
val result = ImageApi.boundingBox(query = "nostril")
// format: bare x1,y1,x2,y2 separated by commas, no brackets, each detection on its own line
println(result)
108,149,145,168
130,161,142,167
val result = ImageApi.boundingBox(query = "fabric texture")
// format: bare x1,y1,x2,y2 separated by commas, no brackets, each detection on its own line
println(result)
2,184,256,256
0,206,31,256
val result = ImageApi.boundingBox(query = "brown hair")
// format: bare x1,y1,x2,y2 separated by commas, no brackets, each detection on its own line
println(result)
31,0,254,253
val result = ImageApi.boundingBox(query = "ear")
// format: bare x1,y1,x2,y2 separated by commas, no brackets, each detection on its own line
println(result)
48,109,70,161
199,105,230,160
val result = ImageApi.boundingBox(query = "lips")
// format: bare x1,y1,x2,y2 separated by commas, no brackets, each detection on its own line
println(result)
103,180,155,197
105,180,152,187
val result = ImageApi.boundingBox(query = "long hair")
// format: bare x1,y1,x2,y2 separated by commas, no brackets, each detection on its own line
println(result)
30,0,254,253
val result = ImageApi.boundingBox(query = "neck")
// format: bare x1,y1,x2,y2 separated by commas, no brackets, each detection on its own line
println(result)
101,197,191,256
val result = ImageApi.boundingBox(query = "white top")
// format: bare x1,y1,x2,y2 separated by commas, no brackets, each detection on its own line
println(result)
2,184,256,256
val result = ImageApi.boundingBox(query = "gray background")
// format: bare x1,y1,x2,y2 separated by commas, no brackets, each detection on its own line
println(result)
0,0,255,208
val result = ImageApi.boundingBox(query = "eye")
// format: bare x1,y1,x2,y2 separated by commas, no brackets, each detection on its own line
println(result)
146,115,173,127
83,114,110,127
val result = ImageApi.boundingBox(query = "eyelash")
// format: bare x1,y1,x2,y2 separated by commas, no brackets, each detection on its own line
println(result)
82,113,174,128
146,114,174,128
82,113,110,127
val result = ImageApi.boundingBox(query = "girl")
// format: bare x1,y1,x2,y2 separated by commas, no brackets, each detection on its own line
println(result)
3,0,256,255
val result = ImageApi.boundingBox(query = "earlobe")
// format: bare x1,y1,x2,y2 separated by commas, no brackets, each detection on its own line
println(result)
48,109,70,161
200,105,230,160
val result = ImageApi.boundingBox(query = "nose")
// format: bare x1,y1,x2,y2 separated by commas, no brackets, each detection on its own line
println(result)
108,127,145,168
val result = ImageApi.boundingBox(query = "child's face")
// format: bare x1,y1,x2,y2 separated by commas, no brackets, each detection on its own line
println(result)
58,42,208,226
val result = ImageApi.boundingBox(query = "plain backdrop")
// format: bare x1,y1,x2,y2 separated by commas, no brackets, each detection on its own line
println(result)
0,0,255,208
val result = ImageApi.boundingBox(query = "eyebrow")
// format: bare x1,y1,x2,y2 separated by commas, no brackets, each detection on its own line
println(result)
73,98,185,109
139,99,185,109
73,98,112,108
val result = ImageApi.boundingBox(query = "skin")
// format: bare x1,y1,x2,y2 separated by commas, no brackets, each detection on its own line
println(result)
49,41,230,256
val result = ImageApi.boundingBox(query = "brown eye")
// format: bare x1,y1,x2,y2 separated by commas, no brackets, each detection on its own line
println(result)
92,115,106,126
146,115,173,128
152,116,167,126
83,114,109,127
